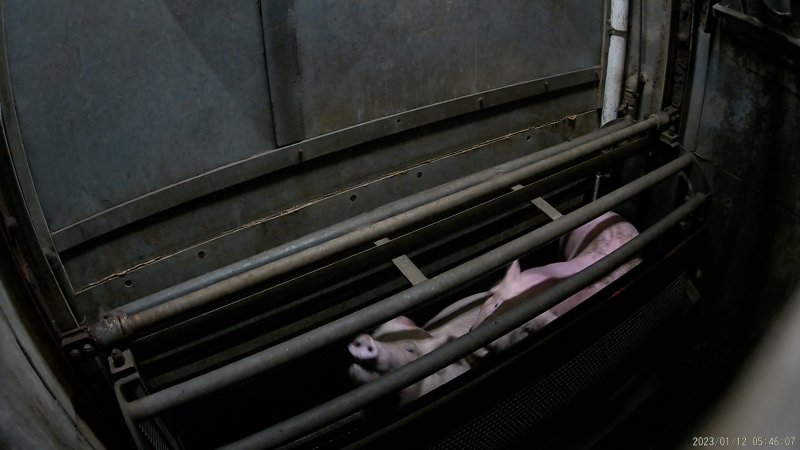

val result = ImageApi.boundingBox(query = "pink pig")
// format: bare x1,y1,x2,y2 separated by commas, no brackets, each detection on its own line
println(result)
347,292,489,403
473,212,640,353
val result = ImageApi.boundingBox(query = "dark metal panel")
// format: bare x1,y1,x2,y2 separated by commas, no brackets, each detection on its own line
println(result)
3,0,276,232
67,94,598,319
268,0,604,139
261,0,305,146
694,20,800,218
50,67,598,252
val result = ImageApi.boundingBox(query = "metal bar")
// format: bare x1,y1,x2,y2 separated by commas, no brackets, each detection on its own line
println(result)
52,67,601,252
531,197,563,220
377,238,428,285
91,111,674,348
114,118,635,318
124,152,693,422
391,255,427,286
221,192,708,450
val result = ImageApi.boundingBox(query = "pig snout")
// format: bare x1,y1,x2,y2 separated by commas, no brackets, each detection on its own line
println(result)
349,334,379,363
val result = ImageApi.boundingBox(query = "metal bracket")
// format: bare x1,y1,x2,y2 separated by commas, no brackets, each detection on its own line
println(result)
115,372,182,450
608,28,629,38
659,128,681,148
60,328,96,361
109,348,137,382
374,238,428,285
531,197,563,220
592,172,612,202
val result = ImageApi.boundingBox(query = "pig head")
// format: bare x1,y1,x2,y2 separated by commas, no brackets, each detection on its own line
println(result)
474,212,640,353
347,292,489,404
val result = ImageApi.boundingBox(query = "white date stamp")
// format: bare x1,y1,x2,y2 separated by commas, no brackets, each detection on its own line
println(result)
692,436,796,447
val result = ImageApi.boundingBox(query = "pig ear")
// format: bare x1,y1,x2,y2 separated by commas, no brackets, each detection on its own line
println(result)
502,260,521,283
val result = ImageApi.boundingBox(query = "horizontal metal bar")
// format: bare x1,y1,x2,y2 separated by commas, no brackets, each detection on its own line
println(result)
124,151,693,422
52,67,601,252
221,192,708,450
115,118,634,318
90,111,674,347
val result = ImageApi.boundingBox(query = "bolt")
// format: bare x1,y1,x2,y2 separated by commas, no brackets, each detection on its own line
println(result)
111,349,125,367
69,348,81,359
81,343,94,357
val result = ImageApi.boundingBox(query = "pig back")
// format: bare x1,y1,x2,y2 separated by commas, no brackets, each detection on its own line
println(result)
423,291,491,338
550,215,640,316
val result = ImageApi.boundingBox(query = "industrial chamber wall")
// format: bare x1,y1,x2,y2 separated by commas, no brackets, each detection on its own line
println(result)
0,1,744,449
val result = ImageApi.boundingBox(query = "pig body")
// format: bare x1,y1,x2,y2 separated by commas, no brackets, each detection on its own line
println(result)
347,292,490,403
475,212,640,352
347,212,640,403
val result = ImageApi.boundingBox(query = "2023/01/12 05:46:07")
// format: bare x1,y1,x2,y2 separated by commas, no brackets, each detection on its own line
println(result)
692,436,797,447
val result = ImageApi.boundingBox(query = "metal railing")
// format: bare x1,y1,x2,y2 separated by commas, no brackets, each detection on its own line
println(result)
121,153,696,430
89,110,675,348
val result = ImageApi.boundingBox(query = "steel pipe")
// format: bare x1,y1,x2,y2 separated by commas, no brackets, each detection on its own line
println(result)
221,192,708,450
92,111,674,348
601,0,630,125
125,152,693,422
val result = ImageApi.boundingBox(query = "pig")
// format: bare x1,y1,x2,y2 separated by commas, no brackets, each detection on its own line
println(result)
347,291,490,403
473,212,640,353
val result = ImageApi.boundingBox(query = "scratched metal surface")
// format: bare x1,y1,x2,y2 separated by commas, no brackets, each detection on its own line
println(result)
3,0,276,232
264,0,604,143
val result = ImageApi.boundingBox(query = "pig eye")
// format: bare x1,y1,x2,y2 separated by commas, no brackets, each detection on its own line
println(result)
406,347,415,354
